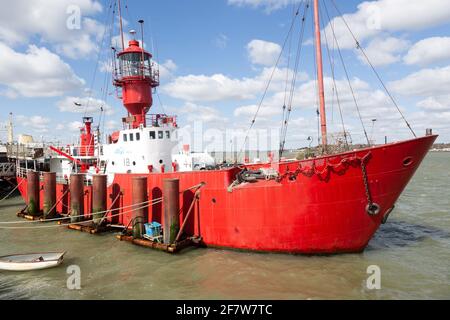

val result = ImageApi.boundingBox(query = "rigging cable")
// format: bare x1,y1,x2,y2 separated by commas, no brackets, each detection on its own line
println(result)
329,0,416,138
83,0,114,118
322,0,370,146
279,1,310,158
238,1,304,157
281,3,297,137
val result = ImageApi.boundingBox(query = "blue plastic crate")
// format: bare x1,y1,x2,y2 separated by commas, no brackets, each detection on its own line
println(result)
144,222,162,237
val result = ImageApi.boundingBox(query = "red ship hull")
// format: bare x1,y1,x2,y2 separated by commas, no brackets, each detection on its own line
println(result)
17,135,436,254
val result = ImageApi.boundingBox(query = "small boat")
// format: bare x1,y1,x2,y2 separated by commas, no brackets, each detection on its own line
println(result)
0,252,66,271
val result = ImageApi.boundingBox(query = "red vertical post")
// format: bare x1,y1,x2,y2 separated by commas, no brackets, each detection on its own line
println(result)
27,171,40,216
163,178,180,244
132,177,148,238
70,174,85,223
43,172,56,219
313,0,328,148
92,175,107,225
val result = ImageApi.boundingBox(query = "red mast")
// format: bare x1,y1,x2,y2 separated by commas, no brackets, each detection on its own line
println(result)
313,0,327,148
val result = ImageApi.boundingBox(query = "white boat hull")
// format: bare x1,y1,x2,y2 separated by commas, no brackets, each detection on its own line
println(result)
0,252,66,271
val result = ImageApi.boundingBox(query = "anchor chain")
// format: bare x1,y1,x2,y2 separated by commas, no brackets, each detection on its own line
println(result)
360,154,380,216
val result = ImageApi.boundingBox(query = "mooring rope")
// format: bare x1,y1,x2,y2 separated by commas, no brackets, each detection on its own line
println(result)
0,200,163,230
0,197,163,225
0,179,25,204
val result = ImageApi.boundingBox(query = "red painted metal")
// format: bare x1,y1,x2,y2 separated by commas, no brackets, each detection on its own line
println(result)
26,171,40,216
92,175,107,224
70,174,85,223
115,40,159,129
43,172,56,218
163,178,180,244
313,0,328,148
79,117,94,157
17,134,437,254
131,177,148,238
49,146,89,172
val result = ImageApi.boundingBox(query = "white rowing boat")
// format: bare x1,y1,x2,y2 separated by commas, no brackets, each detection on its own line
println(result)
0,252,66,271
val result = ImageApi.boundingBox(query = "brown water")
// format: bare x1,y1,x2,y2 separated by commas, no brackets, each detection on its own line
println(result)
0,153,449,300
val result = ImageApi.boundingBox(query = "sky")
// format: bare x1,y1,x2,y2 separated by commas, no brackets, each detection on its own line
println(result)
0,0,450,151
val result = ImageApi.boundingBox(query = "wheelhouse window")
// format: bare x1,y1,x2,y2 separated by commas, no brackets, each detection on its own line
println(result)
166,131,170,139
123,134,127,142
149,131,155,140
158,131,164,139
136,132,140,141
129,133,134,141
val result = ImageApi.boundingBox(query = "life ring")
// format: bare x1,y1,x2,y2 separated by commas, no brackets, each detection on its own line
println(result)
366,203,380,216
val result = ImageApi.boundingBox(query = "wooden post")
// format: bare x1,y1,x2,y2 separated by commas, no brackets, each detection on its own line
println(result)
163,178,180,244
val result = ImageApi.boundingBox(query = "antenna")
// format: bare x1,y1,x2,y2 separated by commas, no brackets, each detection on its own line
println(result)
138,19,146,78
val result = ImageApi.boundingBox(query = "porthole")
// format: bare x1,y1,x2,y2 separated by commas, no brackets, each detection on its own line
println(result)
403,157,413,167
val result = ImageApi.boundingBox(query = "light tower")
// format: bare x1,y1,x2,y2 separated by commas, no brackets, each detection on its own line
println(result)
114,25,159,129
7,112,13,144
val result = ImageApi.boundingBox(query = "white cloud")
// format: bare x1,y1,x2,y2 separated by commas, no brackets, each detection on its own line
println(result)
358,37,410,66
389,65,450,97
214,34,229,49
247,39,282,66
0,42,85,97
56,96,115,115
416,95,450,112
323,0,450,50
157,59,178,79
228,0,300,13
0,0,104,59
67,121,84,132
404,37,450,66
234,77,393,122
16,115,51,133
178,102,224,123
162,67,307,102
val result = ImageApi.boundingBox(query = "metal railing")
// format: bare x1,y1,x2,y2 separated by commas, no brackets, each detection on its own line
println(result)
0,163,15,177
16,167,92,186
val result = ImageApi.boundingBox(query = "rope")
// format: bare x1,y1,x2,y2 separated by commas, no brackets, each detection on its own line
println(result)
0,183,204,225
279,1,310,158
328,0,416,138
0,200,162,230
322,0,370,146
0,179,24,203
239,1,303,156
0,197,162,225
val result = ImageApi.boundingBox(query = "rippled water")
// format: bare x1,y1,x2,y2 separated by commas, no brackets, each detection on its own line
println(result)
0,153,449,300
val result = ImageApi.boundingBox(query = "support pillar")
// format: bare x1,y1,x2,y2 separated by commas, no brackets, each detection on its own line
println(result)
92,175,107,225
163,178,180,244
27,171,40,216
70,174,85,223
43,172,56,219
132,177,148,238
